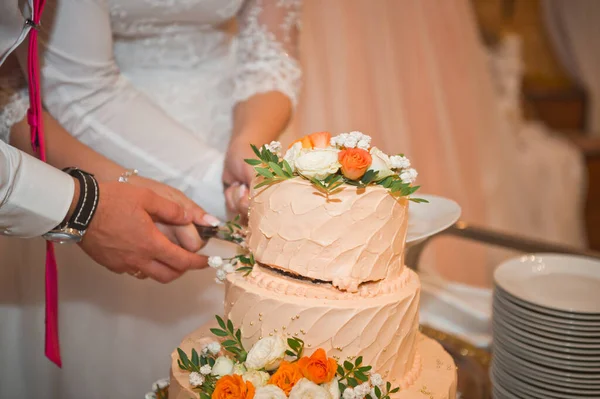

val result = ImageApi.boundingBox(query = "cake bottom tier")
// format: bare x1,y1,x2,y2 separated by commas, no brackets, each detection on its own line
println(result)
168,325,457,399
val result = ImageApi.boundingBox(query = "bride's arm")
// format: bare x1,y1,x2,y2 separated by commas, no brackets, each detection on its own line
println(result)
16,0,226,218
224,0,302,188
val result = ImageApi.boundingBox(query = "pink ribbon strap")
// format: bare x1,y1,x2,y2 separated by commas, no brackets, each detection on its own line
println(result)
26,0,62,367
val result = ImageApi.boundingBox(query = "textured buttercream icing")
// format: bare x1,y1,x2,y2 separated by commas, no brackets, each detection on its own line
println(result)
248,178,409,291
224,267,420,380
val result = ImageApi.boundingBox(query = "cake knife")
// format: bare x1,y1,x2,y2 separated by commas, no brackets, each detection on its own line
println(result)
194,224,228,241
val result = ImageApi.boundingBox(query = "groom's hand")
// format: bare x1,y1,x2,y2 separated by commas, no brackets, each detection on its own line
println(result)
79,181,210,283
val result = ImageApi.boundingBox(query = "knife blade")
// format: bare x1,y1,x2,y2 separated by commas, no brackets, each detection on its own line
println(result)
194,224,224,241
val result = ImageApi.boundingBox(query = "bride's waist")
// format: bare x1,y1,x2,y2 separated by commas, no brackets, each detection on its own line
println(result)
113,32,235,71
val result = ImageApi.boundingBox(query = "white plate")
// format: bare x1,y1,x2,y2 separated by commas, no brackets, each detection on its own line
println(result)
493,321,600,362
494,254,600,314
496,285,600,321
494,293,600,330
493,303,600,347
493,330,600,371
405,194,461,245
493,310,600,354
494,349,600,389
493,345,600,381
492,366,549,399
492,363,598,399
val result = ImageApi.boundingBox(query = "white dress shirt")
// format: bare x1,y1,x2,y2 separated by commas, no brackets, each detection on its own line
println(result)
0,0,74,238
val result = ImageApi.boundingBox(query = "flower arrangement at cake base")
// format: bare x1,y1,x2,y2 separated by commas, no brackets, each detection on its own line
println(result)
176,316,399,399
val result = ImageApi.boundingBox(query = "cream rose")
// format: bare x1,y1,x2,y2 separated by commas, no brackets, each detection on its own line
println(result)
289,378,332,399
254,385,288,399
294,148,341,180
233,363,247,375
324,378,341,398
283,142,303,173
211,356,234,377
242,370,270,388
245,335,287,371
368,147,394,179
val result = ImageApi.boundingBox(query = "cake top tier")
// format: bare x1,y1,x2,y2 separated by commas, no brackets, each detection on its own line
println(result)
245,131,423,292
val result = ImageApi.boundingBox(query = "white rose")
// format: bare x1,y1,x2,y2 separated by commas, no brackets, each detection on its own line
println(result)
289,378,332,399
283,142,303,172
211,356,234,377
254,385,288,399
324,378,341,398
294,148,341,180
245,335,287,371
208,256,223,268
368,147,395,179
233,363,247,375
242,370,270,388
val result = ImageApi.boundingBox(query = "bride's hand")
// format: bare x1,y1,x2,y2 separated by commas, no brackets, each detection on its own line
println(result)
128,176,220,252
222,136,257,219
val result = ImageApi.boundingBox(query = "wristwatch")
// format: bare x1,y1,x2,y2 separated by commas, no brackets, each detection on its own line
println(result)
42,167,100,244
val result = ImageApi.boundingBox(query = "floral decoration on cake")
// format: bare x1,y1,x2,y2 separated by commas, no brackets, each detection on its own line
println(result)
177,316,400,399
245,131,427,203
205,216,254,283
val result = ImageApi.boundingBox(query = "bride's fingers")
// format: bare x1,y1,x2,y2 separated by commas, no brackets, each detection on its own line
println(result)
224,183,240,214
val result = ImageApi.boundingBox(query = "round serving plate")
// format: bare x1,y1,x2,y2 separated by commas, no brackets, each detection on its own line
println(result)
493,302,600,345
491,364,548,399
494,292,600,329
493,317,600,356
493,332,600,371
405,194,461,245
494,254,600,316
494,348,600,389
494,348,600,394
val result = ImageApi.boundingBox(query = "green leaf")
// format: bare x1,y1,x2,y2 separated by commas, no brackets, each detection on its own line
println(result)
390,387,400,393
409,197,429,203
177,359,185,370
344,360,353,371
282,160,294,176
200,393,211,399
337,364,344,376
374,386,382,398
285,349,296,357
177,348,190,368
216,315,226,330
256,167,274,179
244,158,262,166
254,179,275,189
347,377,358,387
354,356,363,366
268,162,286,178
191,349,199,366
251,144,262,159
386,381,392,391
354,371,368,382
222,340,237,347
358,366,372,372
210,328,229,337
227,319,235,333
288,338,300,350
235,329,242,342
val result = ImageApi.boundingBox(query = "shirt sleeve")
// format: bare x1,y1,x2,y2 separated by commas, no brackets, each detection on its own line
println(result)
0,140,74,238
234,0,302,106
20,0,226,218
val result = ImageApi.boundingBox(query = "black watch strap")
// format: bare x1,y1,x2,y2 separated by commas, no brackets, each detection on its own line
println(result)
61,168,100,231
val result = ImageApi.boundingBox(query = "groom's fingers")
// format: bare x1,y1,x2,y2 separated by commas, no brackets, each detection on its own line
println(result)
140,260,183,284
151,229,209,272
143,190,191,225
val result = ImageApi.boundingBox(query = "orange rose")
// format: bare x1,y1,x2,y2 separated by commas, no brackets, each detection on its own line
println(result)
290,132,332,149
212,374,255,399
297,349,338,385
338,148,372,180
267,360,303,395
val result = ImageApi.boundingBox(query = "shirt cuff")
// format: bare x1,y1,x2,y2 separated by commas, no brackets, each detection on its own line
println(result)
0,150,74,238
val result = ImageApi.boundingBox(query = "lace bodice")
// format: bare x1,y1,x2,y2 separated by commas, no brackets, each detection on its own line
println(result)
2,0,301,218
0,57,28,144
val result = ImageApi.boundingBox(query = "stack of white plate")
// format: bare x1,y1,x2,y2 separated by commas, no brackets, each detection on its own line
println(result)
491,254,600,399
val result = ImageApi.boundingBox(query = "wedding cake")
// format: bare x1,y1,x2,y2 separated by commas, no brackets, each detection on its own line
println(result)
168,132,457,399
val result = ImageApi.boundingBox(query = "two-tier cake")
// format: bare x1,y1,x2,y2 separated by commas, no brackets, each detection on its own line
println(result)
169,132,457,399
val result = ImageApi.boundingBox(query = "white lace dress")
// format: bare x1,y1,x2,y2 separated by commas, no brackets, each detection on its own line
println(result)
0,1,300,398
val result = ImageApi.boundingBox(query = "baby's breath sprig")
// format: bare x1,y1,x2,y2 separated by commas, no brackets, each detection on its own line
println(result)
210,316,248,362
245,144,294,189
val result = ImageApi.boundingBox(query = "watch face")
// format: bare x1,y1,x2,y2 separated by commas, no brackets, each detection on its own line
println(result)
43,229,83,244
